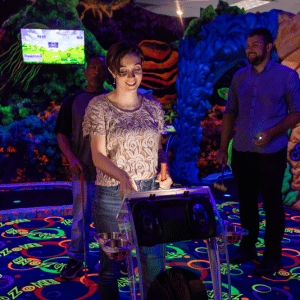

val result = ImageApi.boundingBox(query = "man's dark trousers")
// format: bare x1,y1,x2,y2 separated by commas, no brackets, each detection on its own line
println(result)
231,146,287,259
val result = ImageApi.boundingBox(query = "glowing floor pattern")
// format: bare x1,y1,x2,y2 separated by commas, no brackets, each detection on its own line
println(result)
0,201,299,300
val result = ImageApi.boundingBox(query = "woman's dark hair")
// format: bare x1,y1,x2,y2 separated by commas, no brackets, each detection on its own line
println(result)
106,40,144,74
247,28,273,45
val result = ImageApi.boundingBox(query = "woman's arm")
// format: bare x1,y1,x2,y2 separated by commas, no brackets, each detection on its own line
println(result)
90,134,137,198
156,134,173,190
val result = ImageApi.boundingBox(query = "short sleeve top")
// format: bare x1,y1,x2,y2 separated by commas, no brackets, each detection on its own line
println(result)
54,91,105,181
82,93,165,186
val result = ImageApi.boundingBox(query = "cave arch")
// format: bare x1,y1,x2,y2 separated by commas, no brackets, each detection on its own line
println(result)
171,10,279,184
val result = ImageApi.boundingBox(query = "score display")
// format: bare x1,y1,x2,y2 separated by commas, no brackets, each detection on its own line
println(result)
21,29,85,64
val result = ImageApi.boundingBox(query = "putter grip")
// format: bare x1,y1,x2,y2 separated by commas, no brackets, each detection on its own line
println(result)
161,162,167,181
213,182,227,192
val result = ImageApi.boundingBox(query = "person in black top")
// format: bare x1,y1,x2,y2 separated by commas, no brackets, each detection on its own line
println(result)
54,56,108,280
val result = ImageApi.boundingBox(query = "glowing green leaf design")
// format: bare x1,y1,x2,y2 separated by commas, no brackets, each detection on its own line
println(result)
217,87,229,101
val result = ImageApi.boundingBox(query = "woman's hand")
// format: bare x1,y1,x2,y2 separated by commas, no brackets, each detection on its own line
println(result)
119,171,138,199
156,172,173,190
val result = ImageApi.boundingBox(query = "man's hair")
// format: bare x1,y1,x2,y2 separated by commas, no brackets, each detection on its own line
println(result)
105,40,144,75
247,28,273,45
86,55,105,68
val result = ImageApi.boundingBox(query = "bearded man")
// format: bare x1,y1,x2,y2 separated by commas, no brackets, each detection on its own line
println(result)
217,28,300,276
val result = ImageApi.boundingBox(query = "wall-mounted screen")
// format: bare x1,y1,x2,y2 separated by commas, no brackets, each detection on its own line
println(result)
20,29,85,64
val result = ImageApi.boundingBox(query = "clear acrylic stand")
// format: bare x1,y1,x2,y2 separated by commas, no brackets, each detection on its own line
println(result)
111,186,233,300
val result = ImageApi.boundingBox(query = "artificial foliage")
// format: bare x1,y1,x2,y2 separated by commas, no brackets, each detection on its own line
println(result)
217,87,229,101
197,105,224,178
184,1,246,43
0,65,87,123
195,61,246,174
77,0,131,21
171,7,279,184
0,0,109,183
0,95,33,125
0,0,106,93
0,111,70,183
281,162,299,206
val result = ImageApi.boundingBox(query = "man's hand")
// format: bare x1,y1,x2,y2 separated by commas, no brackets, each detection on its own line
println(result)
57,133,83,175
253,129,274,146
69,157,83,175
215,149,228,167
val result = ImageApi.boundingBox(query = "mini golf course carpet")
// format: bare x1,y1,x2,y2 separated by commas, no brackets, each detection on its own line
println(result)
0,200,299,300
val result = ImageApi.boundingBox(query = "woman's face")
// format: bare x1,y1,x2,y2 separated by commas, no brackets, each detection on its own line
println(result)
114,52,143,91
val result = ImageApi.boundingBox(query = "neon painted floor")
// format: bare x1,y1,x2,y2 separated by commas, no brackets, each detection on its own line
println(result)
0,199,299,300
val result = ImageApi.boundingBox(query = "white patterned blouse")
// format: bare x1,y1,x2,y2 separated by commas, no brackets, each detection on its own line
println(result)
82,93,165,186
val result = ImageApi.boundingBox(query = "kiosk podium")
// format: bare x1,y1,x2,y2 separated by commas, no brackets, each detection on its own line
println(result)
96,187,240,300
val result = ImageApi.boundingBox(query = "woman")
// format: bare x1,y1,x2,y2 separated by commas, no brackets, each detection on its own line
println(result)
82,40,173,300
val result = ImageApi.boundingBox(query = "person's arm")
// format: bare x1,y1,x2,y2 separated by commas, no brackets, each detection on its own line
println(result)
156,134,173,190
216,74,239,166
55,92,85,175
89,134,137,199
57,133,83,175
253,111,300,146
216,113,236,166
